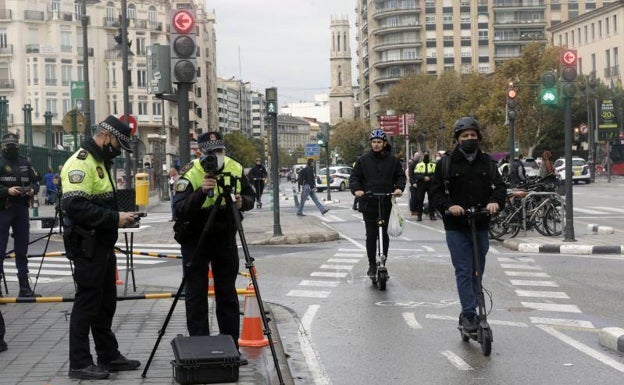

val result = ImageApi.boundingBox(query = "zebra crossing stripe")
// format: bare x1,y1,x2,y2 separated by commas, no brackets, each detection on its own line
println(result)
521,302,582,313
530,317,594,329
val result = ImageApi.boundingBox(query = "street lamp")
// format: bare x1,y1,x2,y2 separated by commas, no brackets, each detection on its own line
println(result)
76,0,100,138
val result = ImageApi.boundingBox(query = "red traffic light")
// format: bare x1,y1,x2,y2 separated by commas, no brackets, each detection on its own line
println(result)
172,10,195,34
560,49,577,67
507,88,517,99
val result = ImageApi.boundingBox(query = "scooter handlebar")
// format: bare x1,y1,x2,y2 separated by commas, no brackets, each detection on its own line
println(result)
444,207,491,218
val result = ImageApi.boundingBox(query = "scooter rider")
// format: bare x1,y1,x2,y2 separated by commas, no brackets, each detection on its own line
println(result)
429,117,506,333
349,129,405,279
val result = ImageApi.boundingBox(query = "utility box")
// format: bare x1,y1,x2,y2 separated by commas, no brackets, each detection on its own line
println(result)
135,173,149,210
147,44,172,95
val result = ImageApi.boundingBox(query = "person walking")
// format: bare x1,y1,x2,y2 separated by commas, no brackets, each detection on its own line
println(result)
539,150,556,183
430,117,506,333
172,131,255,357
44,167,57,205
349,129,406,278
412,151,437,221
61,115,141,380
407,152,420,216
296,158,330,216
0,133,40,297
248,158,268,208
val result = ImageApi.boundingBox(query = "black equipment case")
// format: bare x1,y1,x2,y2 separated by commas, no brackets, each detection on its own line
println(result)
170,335,241,384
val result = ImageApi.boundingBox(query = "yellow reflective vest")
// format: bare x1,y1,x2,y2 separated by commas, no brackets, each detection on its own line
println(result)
181,156,244,208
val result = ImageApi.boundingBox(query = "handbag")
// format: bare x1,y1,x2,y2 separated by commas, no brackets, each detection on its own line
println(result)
387,197,405,237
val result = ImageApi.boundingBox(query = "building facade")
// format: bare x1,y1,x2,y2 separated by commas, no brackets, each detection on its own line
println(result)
329,17,355,125
356,0,615,124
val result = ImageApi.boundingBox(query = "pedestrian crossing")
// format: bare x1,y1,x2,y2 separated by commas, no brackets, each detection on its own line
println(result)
2,244,180,284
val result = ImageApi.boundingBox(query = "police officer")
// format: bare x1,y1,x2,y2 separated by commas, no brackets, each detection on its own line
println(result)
61,116,141,380
172,131,255,353
412,151,437,221
0,133,40,297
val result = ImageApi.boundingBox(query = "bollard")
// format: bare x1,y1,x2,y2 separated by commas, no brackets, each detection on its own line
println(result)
135,173,149,212
32,197,39,217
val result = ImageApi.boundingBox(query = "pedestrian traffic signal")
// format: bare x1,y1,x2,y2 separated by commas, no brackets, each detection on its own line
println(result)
169,9,197,83
560,49,578,98
540,71,558,106
317,132,326,147
506,83,518,120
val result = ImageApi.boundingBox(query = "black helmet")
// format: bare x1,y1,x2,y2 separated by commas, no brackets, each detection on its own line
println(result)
453,117,482,140
370,129,388,141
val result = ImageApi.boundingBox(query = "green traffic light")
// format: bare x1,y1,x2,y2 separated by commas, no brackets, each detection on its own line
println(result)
540,88,558,105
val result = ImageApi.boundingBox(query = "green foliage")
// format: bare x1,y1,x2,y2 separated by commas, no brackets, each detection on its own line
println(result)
330,120,370,165
223,131,258,166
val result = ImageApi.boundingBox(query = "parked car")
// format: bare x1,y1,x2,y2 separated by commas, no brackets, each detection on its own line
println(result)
316,166,353,191
498,157,540,178
288,164,307,183
554,157,591,184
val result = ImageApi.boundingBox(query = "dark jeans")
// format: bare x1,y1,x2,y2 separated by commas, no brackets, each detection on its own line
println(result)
361,197,390,267
181,233,240,345
0,205,30,278
69,245,120,369
445,229,489,316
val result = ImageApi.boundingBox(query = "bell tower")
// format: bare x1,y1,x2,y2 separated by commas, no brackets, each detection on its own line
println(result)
329,17,354,125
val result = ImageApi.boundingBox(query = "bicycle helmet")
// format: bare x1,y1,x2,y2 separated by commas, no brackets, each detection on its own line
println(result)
453,116,482,140
370,129,388,141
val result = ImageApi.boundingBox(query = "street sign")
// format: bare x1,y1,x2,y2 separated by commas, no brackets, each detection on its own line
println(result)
119,114,138,136
304,143,320,157
62,110,85,134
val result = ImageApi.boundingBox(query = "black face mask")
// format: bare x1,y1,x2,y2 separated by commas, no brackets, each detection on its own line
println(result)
2,147,18,159
459,139,479,153
103,143,122,160
423,155,430,163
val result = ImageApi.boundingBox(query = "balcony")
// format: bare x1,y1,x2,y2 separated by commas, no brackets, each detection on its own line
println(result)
372,6,420,20
372,22,421,36
45,78,57,86
605,65,620,79
78,47,94,57
0,9,12,20
373,56,423,69
103,17,121,28
0,79,14,89
0,45,12,56
26,44,40,53
24,10,45,22
149,21,163,32
493,0,545,9
373,39,422,52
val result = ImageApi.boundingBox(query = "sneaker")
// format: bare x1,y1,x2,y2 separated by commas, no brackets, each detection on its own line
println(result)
461,313,479,333
97,354,141,372
322,208,330,215
416,215,422,222
68,364,110,380
367,265,377,278
296,212,306,216
429,215,437,221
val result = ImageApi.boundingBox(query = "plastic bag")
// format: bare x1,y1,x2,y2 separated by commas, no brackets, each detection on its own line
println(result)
387,197,405,237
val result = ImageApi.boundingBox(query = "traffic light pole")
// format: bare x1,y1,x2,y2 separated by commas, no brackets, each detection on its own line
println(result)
177,83,191,166
563,97,575,242
508,119,515,164
270,113,282,236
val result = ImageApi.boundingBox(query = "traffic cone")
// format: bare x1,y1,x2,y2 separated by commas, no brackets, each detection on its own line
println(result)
115,267,123,286
238,286,269,347
207,269,214,295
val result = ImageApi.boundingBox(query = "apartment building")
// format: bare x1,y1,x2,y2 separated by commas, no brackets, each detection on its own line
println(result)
0,0,217,166
356,0,615,123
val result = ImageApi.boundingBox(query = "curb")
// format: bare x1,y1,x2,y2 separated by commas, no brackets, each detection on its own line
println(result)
503,240,624,254
599,327,624,353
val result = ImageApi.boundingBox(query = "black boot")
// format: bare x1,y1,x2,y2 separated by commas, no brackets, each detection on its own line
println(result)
18,276,40,298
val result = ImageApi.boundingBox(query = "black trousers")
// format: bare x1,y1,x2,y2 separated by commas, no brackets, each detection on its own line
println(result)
362,198,390,266
0,309,5,342
69,245,120,369
181,233,240,345
414,182,433,215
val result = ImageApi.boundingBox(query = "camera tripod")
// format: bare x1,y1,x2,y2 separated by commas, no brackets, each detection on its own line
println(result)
142,185,285,384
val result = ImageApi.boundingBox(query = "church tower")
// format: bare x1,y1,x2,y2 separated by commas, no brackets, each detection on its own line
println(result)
329,17,354,125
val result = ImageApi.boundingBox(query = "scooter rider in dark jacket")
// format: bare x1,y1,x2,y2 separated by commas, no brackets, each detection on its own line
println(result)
349,129,406,279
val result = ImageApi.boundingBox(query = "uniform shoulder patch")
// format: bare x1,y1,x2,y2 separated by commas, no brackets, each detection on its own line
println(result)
68,170,86,184
77,150,89,160
175,179,190,192
179,161,194,176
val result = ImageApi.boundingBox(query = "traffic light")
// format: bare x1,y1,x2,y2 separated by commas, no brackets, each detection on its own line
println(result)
506,83,518,121
317,132,326,147
540,71,558,106
169,9,197,83
560,49,578,98
146,44,171,95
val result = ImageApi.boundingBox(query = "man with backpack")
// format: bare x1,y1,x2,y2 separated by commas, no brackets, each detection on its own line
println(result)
430,117,506,333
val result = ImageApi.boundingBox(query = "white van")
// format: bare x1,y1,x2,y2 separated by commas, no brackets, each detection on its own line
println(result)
288,164,307,183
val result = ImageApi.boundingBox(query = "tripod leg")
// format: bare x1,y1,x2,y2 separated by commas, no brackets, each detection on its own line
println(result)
141,274,187,378
33,209,59,292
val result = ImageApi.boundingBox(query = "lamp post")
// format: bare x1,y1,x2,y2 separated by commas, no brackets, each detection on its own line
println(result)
78,0,100,137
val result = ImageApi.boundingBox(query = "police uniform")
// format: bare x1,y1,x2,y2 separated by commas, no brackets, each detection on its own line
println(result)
0,133,40,297
61,116,140,379
172,132,255,345
412,155,437,220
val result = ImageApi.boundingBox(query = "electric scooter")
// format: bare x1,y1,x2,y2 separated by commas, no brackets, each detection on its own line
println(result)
455,207,493,356
368,192,394,291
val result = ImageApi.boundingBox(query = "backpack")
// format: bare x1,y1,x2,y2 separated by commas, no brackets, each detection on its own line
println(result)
440,154,498,197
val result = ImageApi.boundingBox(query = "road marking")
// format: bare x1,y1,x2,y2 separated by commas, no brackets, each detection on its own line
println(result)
530,317,595,329
426,314,456,321
3,268,72,276
441,350,473,371
327,258,360,263
286,290,330,298
498,257,535,263
299,280,340,288
310,272,348,278
590,206,624,214
333,253,364,258
319,264,354,270
521,302,582,313
425,314,528,327
505,271,551,278
500,263,542,270
509,279,559,287
537,325,624,374
574,207,608,214
515,290,570,299
402,312,423,329
299,305,333,385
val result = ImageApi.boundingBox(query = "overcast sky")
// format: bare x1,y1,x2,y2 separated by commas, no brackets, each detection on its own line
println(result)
205,0,357,105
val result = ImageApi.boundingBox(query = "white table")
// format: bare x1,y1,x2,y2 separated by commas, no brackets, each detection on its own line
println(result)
117,225,151,296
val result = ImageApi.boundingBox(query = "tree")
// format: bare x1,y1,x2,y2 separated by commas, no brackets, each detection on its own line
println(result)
223,131,258,166
330,120,370,165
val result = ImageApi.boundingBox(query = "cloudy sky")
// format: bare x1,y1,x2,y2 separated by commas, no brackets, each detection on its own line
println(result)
205,0,357,105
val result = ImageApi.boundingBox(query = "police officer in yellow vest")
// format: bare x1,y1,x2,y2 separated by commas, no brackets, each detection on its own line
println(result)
172,131,255,354
61,116,141,380
411,151,437,221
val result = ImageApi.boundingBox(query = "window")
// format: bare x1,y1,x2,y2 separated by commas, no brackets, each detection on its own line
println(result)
77,65,83,81
443,13,453,24
426,15,435,25
106,2,116,22
63,99,71,114
51,0,60,12
127,3,136,20
148,6,157,25
45,64,56,86
0,30,7,48
136,69,146,88
46,98,57,115
61,29,72,52
138,101,148,116
478,30,488,40
61,65,71,86
152,100,162,116
135,37,146,56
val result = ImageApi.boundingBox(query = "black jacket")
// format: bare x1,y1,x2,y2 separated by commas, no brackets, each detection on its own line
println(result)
0,153,39,209
300,164,316,187
248,164,267,180
430,147,507,231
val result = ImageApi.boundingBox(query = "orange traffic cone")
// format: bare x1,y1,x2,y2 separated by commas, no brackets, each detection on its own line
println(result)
238,285,269,347
207,269,215,295
115,267,123,285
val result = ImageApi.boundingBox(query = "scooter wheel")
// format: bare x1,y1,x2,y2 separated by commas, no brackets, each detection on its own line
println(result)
377,270,388,291
479,328,493,356
459,328,470,342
